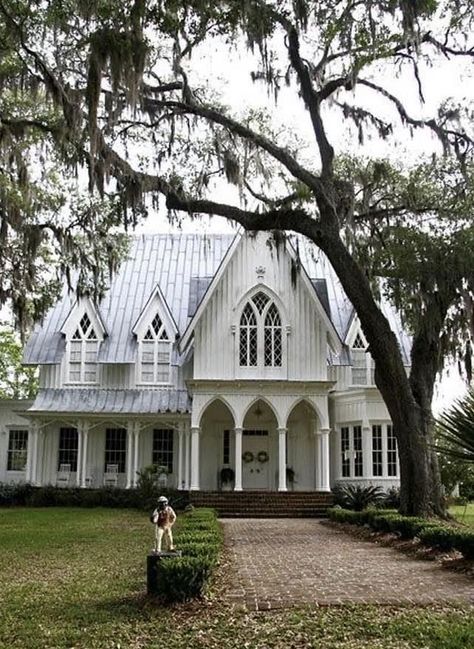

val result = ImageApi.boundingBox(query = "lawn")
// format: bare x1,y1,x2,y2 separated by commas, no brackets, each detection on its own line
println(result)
450,502,474,527
0,508,473,649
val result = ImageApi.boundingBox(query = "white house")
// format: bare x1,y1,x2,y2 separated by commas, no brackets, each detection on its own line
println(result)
0,232,410,492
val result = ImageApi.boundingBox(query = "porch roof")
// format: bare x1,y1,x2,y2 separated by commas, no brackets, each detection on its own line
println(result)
27,388,191,415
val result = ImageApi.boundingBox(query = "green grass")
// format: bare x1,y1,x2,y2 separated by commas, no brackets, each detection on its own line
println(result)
0,508,473,649
450,502,474,527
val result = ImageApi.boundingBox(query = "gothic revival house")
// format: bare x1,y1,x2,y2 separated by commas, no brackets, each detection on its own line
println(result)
0,232,409,492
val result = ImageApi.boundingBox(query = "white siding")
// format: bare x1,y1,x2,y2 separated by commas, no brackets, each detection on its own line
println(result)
194,233,329,381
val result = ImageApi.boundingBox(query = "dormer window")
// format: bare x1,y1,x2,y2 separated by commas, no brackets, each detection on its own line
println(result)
69,313,99,383
239,292,282,368
351,331,373,385
139,313,171,383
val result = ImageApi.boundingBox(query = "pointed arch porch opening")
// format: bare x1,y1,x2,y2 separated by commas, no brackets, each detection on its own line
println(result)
241,399,279,491
286,399,330,492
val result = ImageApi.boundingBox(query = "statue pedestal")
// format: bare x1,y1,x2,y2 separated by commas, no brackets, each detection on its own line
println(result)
147,550,183,595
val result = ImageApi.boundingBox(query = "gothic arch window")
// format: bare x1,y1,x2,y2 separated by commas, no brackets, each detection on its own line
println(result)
351,331,371,385
239,292,283,368
239,303,258,366
264,303,282,367
69,313,99,383
139,313,171,383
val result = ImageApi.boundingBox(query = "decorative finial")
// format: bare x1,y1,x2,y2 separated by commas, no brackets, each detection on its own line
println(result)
256,265,266,279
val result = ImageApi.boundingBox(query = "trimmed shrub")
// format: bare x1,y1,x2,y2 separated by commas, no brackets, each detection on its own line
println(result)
150,507,222,602
418,525,457,552
0,483,189,511
453,531,474,560
154,556,215,602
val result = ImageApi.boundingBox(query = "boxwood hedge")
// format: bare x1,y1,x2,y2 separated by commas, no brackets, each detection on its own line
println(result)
327,507,474,560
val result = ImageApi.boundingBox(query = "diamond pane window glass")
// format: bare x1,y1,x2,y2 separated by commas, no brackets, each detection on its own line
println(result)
264,303,282,367
353,333,366,349
353,425,363,477
153,429,174,473
239,303,258,366
139,314,171,383
151,314,163,335
68,312,99,383
372,425,383,477
80,313,91,334
104,428,126,473
58,428,78,471
341,427,350,477
252,291,270,314
387,424,398,477
7,430,28,471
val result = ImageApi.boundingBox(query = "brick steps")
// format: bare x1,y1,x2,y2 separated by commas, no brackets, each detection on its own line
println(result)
186,491,333,518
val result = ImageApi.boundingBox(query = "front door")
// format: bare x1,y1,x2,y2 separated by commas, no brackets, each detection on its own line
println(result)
242,430,269,490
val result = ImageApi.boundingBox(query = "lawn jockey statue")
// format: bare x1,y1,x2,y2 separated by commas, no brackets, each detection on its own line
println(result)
150,496,176,553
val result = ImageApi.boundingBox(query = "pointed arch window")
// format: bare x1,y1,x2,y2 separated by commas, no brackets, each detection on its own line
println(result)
351,331,372,385
264,303,282,366
239,303,258,366
139,313,171,383
239,292,283,368
69,313,99,383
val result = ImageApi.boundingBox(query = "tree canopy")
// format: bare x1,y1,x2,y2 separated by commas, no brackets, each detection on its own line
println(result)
1,0,473,515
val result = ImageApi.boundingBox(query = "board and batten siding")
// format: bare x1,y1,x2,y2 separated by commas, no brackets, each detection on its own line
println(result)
193,234,329,381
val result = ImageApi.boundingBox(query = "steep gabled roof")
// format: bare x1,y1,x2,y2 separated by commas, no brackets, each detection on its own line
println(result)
23,232,411,366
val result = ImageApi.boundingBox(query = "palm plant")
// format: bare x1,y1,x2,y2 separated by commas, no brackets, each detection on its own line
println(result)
437,389,474,463
332,483,384,511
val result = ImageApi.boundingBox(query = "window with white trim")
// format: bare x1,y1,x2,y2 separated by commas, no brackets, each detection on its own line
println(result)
340,425,363,478
351,333,368,385
139,313,171,384
104,428,126,473
239,292,283,368
58,427,78,471
68,313,99,383
372,424,383,477
372,423,398,477
152,429,174,473
223,429,230,465
7,430,28,471
387,424,398,477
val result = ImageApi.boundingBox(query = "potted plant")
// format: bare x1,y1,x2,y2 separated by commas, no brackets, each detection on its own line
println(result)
286,467,296,490
220,466,235,491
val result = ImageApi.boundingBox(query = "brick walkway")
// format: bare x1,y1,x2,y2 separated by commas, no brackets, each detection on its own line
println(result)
221,519,474,610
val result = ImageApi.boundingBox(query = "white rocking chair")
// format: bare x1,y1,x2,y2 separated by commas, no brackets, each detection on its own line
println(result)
103,463,119,487
57,463,71,488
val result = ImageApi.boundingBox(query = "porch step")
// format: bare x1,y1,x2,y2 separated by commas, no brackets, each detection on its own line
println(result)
186,491,333,518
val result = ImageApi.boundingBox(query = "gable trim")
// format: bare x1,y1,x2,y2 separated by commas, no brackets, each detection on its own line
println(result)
60,296,107,339
131,284,178,340
285,238,342,353
178,231,241,353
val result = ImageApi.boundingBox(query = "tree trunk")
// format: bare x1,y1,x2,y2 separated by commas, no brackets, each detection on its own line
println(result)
311,228,445,516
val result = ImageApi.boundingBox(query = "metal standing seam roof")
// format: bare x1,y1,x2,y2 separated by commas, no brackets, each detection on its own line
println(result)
23,232,412,367
28,388,191,415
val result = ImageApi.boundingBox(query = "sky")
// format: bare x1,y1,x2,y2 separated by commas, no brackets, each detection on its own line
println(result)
130,26,472,413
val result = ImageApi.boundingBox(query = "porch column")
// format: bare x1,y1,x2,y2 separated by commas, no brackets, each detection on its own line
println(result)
184,422,191,490
132,424,140,487
233,427,243,491
26,423,35,483
362,423,372,478
126,420,134,489
177,422,184,490
190,426,200,491
320,428,331,492
76,422,83,487
278,427,287,492
30,422,41,485
80,421,90,488
314,430,322,490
